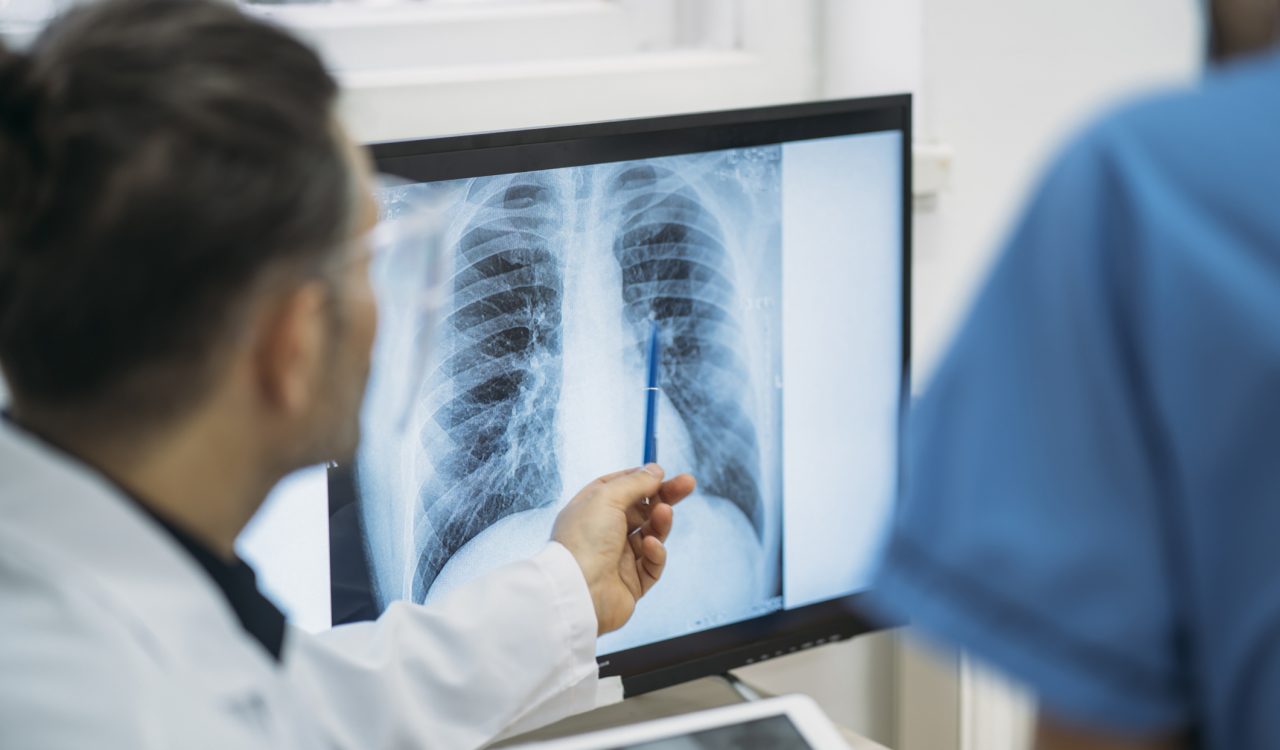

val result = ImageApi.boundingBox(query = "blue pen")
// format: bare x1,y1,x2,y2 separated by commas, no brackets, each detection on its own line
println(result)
642,320,660,465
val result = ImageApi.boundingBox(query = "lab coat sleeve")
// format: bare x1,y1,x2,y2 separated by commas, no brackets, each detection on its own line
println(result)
284,541,600,750
869,121,1190,734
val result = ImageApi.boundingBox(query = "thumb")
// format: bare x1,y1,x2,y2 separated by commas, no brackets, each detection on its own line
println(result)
599,464,665,519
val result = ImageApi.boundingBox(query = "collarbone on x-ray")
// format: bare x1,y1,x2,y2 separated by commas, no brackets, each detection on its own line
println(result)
358,147,784,652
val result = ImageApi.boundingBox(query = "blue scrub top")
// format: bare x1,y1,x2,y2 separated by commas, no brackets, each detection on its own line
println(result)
870,51,1280,748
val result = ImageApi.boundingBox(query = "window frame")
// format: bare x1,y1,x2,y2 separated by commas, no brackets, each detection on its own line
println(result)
250,0,819,142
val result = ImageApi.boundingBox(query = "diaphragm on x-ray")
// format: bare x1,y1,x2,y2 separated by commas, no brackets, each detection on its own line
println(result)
351,146,784,653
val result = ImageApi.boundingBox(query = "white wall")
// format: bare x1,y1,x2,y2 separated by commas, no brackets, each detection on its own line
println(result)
819,0,923,99
912,1,1202,384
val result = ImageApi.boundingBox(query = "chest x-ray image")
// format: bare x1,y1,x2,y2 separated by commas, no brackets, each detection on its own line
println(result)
344,145,784,653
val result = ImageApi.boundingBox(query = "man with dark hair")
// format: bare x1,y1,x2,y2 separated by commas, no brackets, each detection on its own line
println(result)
0,0,694,747
869,2,1280,749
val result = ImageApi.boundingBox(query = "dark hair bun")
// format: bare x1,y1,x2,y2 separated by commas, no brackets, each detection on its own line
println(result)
0,42,44,315
0,43,43,216
0,43,37,140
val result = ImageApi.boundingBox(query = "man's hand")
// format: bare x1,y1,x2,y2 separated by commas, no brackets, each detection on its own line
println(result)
552,464,696,635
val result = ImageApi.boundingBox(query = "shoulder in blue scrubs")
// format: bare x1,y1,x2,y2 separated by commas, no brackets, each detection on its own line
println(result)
869,50,1280,748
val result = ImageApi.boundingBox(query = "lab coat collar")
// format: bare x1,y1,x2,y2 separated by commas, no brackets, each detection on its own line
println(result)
0,420,280,691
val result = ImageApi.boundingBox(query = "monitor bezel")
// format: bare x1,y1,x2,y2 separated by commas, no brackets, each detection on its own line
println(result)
363,95,912,696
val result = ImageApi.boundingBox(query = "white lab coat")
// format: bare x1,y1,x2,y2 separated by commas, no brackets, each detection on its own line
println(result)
0,421,604,749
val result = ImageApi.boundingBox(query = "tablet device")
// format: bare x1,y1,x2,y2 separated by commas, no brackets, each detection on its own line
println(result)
505,694,850,750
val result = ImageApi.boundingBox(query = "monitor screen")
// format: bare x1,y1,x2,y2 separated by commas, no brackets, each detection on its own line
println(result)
238,96,909,693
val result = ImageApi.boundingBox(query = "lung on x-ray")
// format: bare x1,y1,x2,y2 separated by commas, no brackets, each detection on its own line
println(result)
350,145,784,653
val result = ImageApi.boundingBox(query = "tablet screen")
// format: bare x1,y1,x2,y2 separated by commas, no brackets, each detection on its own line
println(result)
612,715,812,749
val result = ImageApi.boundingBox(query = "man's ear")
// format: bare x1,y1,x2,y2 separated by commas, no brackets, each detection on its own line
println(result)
1209,0,1280,61
254,281,331,416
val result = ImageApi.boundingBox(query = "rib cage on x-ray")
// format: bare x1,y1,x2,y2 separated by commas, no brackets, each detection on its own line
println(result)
606,164,765,536
411,174,566,601
362,149,782,609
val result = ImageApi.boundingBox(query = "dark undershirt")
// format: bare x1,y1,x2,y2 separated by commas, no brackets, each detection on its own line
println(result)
3,413,286,662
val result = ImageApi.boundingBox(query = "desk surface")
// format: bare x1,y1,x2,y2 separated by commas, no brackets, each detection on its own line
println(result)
493,675,891,750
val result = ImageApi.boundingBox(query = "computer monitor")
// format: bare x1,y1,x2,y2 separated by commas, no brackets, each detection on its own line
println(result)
239,95,910,696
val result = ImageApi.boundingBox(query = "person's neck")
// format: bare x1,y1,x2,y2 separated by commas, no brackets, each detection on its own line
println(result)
12,406,275,561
